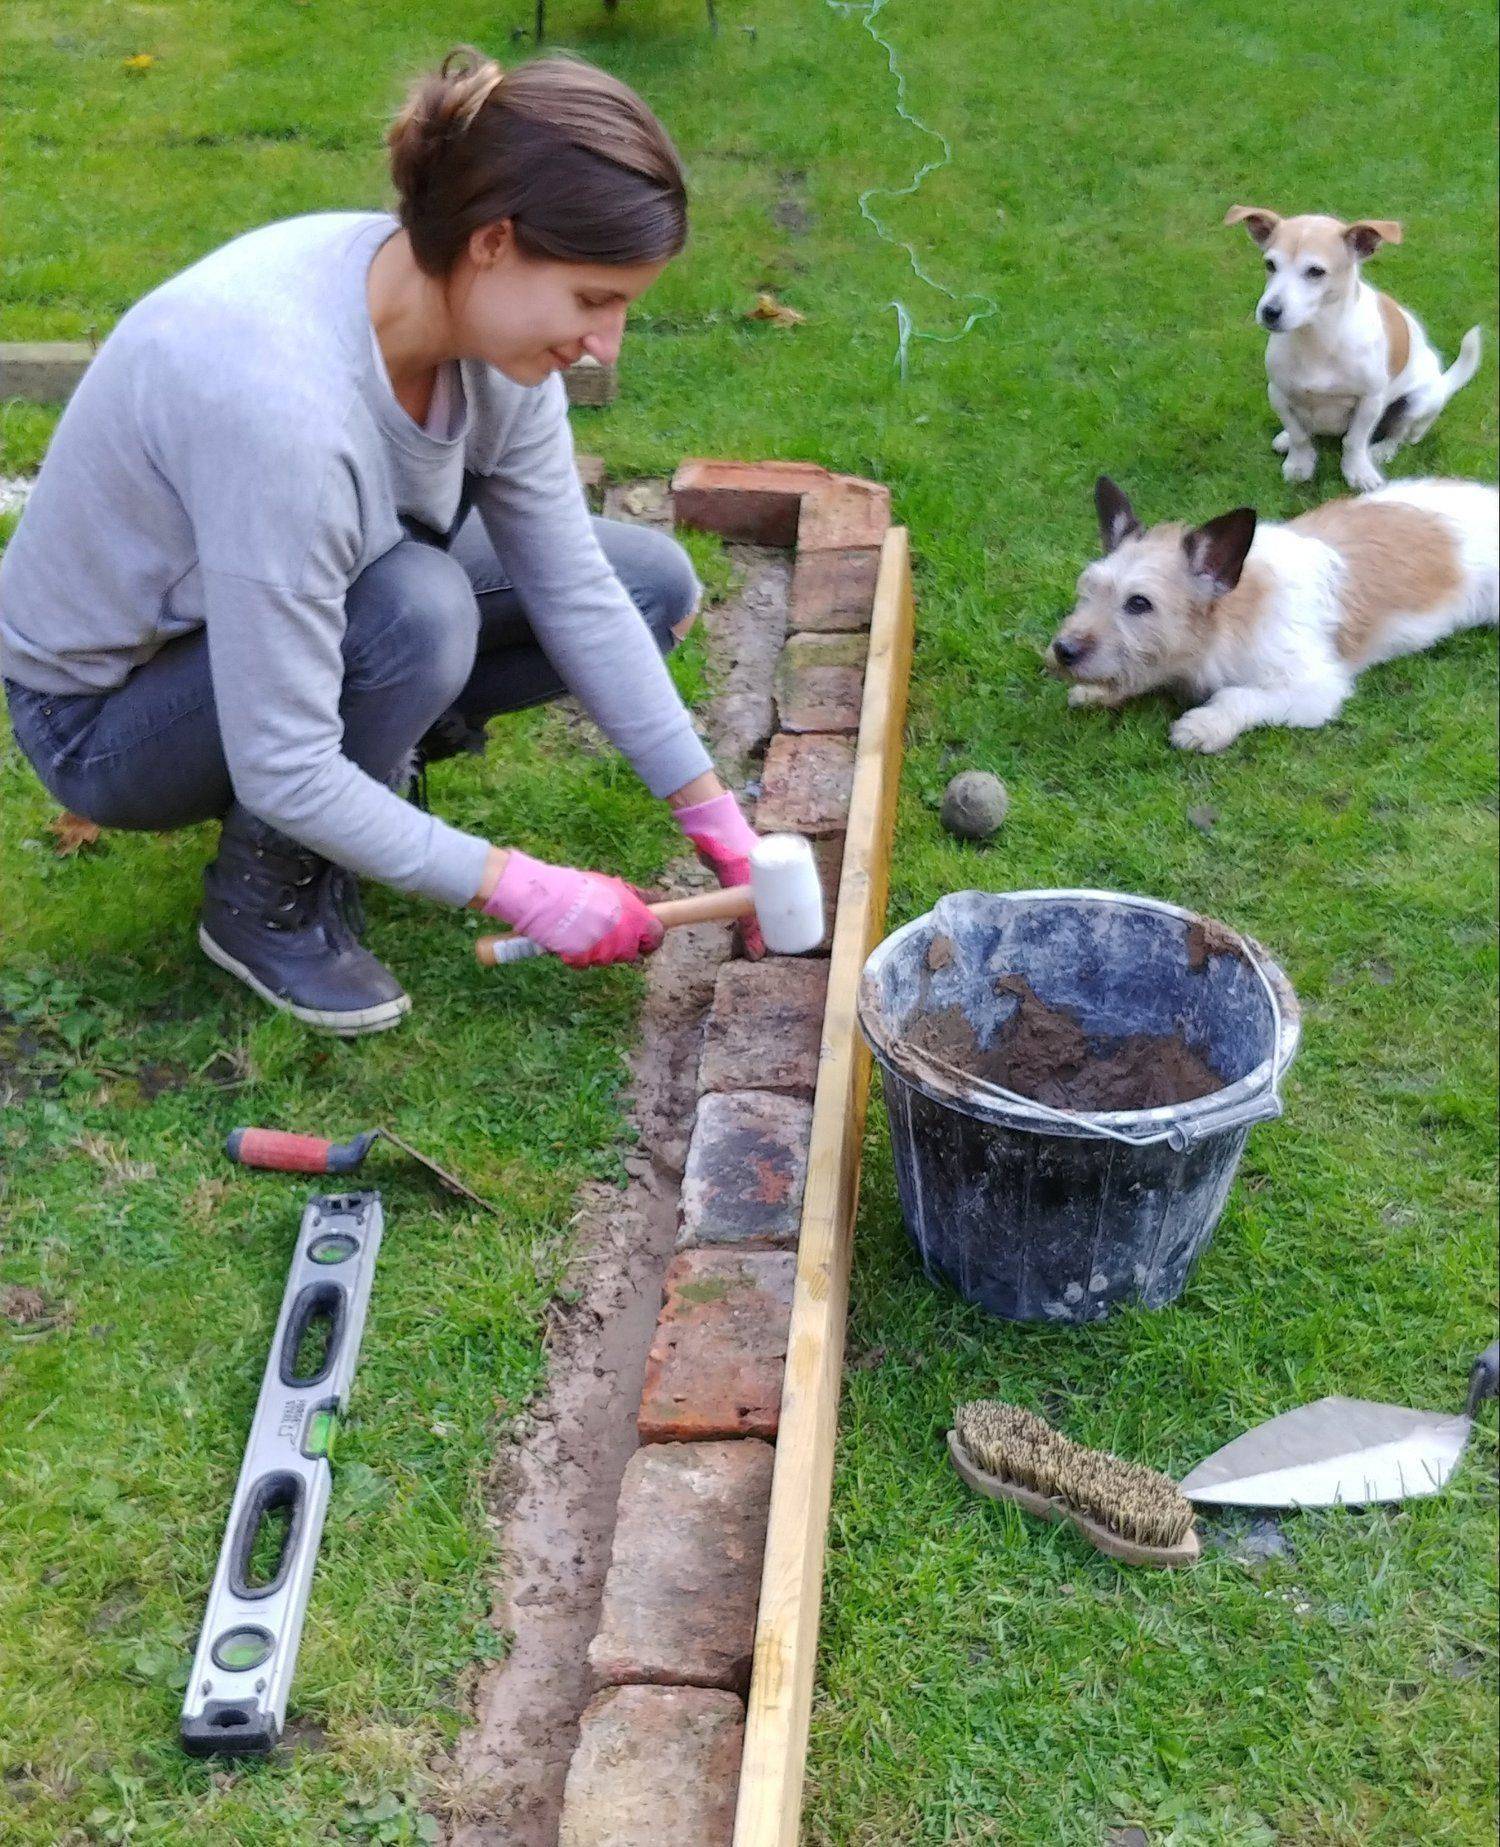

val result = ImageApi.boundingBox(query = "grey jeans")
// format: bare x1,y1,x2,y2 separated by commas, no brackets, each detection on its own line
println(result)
5,508,698,832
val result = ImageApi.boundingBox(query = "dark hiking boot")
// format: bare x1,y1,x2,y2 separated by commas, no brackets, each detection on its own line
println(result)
198,809,410,1036
404,708,490,812
414,707,490,768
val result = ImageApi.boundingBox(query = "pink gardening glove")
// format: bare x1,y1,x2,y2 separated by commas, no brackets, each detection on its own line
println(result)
484,850,664,968
674,791,765,960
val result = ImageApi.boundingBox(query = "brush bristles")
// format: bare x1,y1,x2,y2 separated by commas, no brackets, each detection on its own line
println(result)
954,1399,1195,1549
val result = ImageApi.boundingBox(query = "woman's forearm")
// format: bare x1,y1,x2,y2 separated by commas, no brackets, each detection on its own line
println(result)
469,845,511,908
470,400,713,801
667,770,725,809
469,769,729,909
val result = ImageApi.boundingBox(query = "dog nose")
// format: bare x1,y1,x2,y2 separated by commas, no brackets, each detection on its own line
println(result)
1051,636,1088,668
1260,302,1282,327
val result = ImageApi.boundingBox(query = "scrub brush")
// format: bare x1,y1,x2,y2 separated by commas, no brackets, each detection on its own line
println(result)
948,1400,1200,1568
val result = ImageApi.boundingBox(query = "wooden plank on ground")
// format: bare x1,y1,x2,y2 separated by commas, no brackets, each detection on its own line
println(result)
733,526,916,1847
0,340,618,412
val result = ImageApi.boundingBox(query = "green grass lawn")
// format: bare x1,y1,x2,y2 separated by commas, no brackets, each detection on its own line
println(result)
3,0,1497,1840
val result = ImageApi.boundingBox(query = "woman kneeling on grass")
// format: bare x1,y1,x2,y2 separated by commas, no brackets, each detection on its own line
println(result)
0,49,762,1035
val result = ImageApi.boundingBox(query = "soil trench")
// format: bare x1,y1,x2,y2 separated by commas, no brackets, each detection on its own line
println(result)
442,542,785,1844
907,974,1223,1111
702,548,792,781
447,915,730,1846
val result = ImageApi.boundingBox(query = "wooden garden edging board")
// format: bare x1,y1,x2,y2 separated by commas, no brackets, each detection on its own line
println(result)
0,340,616,408
734,527,916,1846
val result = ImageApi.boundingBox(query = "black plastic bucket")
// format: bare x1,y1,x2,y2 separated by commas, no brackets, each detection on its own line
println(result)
857,890,1300,1324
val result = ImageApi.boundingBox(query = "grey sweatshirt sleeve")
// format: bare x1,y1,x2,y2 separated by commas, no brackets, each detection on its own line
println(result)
471,376,713,800
173,406,492,907
200,569,492,906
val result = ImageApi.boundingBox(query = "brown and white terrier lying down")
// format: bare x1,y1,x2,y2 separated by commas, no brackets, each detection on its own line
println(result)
1048,475,1498,753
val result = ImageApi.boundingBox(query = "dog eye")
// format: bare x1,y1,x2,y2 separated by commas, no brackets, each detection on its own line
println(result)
1263,257,1275,272
1305,263,1326,279
1123,593,1153,616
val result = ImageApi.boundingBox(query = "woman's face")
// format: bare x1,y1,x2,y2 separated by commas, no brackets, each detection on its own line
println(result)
450,221,667,386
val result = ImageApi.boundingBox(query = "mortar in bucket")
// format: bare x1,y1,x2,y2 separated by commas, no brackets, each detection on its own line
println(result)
857,890,1300,1323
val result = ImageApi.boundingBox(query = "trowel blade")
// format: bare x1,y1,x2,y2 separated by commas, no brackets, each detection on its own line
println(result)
1180,1396,1474,1508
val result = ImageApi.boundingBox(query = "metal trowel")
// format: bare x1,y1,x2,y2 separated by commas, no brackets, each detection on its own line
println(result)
1181,1341,1499,1509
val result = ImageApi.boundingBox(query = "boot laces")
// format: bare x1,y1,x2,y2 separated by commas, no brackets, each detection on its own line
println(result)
247,843,326,932
331,867,367,937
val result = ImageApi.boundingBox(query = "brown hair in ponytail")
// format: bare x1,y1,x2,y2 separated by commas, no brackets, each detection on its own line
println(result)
388,48,688,276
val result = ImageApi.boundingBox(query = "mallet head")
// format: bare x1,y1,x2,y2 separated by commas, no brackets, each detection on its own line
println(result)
748,834,824,954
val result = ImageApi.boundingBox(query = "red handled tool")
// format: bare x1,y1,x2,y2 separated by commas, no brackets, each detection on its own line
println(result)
225,1126,498,1216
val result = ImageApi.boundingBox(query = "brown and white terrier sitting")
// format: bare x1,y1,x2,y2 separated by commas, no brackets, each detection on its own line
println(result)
1224,205,1482,493
1048,475,1497,753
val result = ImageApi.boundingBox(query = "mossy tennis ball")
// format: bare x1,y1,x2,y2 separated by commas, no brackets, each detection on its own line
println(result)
941,771,1009,841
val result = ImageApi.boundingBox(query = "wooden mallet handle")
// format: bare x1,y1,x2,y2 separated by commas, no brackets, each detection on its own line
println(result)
475,884,753,966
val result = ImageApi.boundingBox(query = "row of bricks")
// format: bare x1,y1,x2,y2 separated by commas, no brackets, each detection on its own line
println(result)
641,951,829,1436
560,466,889,1845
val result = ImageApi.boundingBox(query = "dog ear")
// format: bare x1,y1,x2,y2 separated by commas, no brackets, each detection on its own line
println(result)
1223,204,1281,248
1183,508,1258,599
1095,477,1142,553
1344,219,1403,259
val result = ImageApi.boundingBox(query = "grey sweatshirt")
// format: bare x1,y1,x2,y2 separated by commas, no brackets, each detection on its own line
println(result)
0,212,711,905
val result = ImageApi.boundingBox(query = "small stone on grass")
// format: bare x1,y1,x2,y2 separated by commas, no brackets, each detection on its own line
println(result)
1204,1512,1293,1567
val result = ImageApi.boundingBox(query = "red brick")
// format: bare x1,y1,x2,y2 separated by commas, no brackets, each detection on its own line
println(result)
559,1685,743,1847
678,1091,813,1250
700,959,829,1096
790,545,882,631
754,734,857,838
638,1249,797,1442
588,1440,774,1691
774,632,867,735
670,459,828,546
671,459,889,553
798,476,891,551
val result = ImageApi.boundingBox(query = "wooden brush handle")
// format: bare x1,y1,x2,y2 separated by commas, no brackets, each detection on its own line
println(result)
475,883,753,966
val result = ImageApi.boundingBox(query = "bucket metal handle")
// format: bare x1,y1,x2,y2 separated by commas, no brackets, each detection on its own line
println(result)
899,932,1287,1153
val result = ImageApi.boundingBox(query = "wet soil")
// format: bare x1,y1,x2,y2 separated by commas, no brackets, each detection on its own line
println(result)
1185,916,1247,972
907,974,1224,1111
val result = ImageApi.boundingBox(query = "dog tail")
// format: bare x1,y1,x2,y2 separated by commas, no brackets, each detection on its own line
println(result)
1437,326,1483,406
1402,327,1484,430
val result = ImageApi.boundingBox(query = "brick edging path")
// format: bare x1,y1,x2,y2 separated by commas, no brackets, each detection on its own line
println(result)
553,462,891,1845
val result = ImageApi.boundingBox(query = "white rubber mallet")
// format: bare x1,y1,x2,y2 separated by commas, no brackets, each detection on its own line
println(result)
475,833,824,967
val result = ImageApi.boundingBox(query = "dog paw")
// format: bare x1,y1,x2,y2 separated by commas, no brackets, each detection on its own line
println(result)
1343,456,1385,493
1369,439,1399,465
1272,431,1291,455
1170,708,1238,754
1282,449,1316,484
1068,683,1122,710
